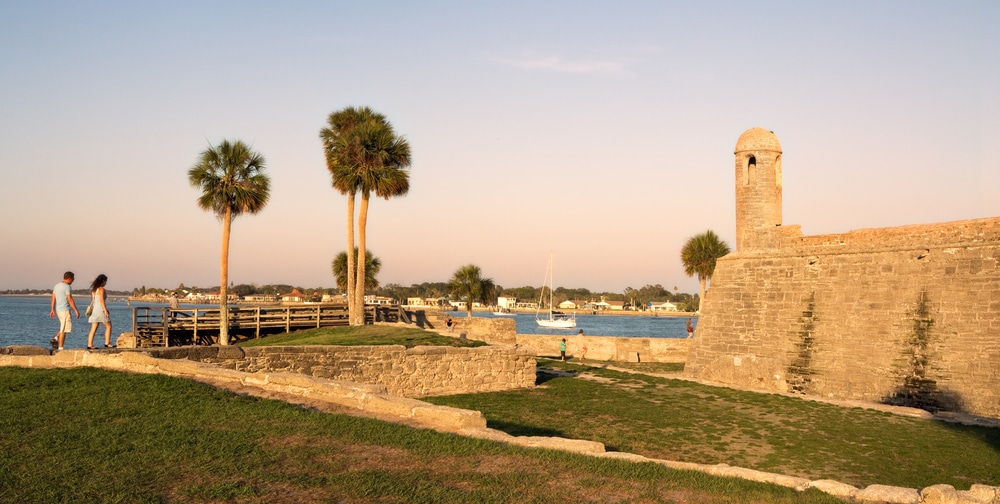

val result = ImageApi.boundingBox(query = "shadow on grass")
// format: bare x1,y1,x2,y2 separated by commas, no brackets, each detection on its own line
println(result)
486,420,566,438
535,369,578,386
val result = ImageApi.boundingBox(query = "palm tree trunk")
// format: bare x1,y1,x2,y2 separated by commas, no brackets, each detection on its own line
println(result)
345,192,357,326
355,191,370,326
219,208,232,345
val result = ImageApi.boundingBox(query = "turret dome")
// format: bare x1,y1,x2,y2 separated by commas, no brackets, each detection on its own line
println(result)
735,127,782,153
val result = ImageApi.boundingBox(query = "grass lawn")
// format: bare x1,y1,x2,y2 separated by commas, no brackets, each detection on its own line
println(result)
237,324,487,349
425,359,1000,490
0,367,841,503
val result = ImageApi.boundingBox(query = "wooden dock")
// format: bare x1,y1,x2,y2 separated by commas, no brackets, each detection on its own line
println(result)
131,304,413,347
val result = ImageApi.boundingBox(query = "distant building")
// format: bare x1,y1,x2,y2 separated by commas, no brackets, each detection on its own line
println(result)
649,301,678,312
244,294,277,303
497,296,517,310
364,295,397,305
281,289,305,303
558,300,586,310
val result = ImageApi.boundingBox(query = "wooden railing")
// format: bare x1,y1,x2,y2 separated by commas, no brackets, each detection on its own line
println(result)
132,304,418,347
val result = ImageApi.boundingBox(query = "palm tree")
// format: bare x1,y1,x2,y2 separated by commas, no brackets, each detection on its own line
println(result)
320,106,411,325
332,248,381,294
188,139,270,345
448,264,496,318
680,230,731,311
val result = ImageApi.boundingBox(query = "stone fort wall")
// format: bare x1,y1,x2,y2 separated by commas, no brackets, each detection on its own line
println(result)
685,128,1000,420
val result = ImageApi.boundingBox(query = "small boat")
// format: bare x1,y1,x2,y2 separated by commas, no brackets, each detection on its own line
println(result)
492,308,515,316
536,254,576,329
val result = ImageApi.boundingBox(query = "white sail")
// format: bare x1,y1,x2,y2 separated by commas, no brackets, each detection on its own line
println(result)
535,254,576,329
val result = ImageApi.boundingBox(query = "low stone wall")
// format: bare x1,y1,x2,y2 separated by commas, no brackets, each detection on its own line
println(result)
426,311,690,363
146,344,536,398
515,334,690,363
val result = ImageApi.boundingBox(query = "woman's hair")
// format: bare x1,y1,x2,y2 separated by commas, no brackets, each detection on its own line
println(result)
90,274,108,291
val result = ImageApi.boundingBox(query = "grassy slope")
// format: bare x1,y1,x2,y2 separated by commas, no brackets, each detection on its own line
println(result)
241,325,999,489
427,360,1000,490
0,367,839,503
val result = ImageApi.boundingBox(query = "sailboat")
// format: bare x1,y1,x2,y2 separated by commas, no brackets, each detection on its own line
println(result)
536,254,577,329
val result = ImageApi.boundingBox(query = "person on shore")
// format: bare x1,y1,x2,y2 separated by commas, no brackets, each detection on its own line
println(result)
49,271,79,350
446,317,453,332
686,318,694,338
578,329,588,363
560,338,567,361
86,274,114,349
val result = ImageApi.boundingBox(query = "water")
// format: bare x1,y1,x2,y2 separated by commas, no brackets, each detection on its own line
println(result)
446,311,695,338
0,295,160,349
0,296,696,348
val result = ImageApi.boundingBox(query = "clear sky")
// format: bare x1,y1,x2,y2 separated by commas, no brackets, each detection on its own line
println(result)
1,1,997,294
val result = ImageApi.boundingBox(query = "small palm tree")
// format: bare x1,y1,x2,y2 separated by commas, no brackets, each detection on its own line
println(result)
188,139,270,345
680,230,731,311
332,248,381,294
320,106,411,326
448,264,496,318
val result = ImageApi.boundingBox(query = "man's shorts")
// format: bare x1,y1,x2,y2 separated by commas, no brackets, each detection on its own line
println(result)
57,310,72,333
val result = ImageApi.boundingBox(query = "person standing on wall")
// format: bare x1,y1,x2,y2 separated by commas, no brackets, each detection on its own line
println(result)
86,274,114,349
49,271,80,350
577,329,588,363
686,318,694,338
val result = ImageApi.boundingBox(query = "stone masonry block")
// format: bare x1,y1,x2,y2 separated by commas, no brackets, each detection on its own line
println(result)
360,394,427,419
855,484,920,504
411,404,487,431
4,345,52,356
510,436,606,455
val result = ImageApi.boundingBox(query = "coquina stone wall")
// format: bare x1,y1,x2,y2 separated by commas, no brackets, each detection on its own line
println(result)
147,345,536,398
686,127,1000,420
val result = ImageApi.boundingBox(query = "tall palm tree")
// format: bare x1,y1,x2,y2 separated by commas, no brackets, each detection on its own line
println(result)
332,248,381,294
680,230,731,312
449,264,496,318
320,106,411,325
188,139,270,345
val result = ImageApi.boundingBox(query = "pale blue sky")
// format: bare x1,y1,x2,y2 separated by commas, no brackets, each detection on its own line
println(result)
1,1,997,293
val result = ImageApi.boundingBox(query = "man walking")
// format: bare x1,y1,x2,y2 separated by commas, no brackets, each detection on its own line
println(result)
49,271,79,350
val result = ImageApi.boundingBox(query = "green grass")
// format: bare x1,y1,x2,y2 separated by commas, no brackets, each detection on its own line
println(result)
596,361,686,374
237,324,487,348
0,367,840,503
425,359,1000,490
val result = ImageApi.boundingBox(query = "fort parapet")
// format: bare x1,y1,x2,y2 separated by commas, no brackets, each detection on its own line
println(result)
685,128,1000,420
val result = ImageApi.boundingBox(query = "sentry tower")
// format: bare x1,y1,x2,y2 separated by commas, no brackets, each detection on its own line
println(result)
734,127,783,251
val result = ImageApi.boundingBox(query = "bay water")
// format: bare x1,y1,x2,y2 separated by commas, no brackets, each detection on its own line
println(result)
441,310,694,338
0,296,694,349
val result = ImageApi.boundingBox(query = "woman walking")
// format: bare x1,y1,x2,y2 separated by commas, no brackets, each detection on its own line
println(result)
86,274,114,349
